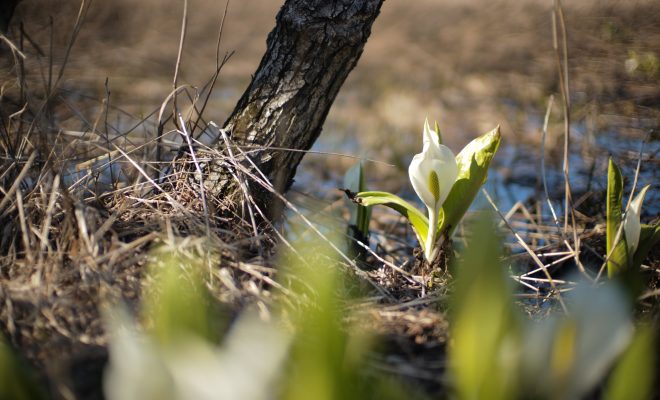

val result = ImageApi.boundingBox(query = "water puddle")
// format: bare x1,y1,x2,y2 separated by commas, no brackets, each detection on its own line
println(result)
294,117,658,221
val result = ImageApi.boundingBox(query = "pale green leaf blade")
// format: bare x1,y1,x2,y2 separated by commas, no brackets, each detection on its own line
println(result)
279,226,374,400
440,126,501,236
353,191,429,250
623,184,650,256
604,325,655,400
449,215,518,400
144,247,218,345
606,159,627,277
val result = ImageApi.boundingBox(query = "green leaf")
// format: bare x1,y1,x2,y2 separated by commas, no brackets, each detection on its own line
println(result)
440,126,501,237
633,223,660,270
449,215,519,400
0,336,48,400
353,191,429,250
144,247,220,345
343,162,371,239
606,159,628,277
280,227,376,400
604,325,655,400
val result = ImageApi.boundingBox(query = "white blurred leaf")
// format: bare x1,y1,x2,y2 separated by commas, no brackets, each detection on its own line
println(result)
103,307,291,400
103,306,176,400
521,281,633,399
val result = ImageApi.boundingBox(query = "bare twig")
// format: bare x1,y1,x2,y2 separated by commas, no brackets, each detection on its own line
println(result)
172,0,189,126
482,188,568,314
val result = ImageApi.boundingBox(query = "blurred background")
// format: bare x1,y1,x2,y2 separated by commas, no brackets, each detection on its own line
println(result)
5,0,660,208
1,2,659,398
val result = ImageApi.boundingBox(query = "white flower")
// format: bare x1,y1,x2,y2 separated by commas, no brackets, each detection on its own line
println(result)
623,186,648,255
408,119,458,261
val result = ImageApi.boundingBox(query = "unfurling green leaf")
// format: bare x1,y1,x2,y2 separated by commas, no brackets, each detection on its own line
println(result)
440,126,501,237
353,191,429,250
606,159,627,277
343,161,371,239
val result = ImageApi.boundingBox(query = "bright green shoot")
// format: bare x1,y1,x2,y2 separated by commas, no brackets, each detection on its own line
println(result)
343,161,372,260
348,119,501,263
606,159,659,277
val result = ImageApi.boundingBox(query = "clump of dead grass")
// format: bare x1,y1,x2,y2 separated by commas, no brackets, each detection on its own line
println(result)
0,3,284,395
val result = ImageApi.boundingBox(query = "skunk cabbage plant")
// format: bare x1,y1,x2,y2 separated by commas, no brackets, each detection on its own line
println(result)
606,159,659,277
349,119,501,263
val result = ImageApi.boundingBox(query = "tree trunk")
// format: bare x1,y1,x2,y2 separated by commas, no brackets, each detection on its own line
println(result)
180,0,383,219
0,0,20,32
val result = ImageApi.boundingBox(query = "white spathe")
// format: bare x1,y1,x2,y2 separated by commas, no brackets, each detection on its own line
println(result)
623,186,648,255
408,119,458,261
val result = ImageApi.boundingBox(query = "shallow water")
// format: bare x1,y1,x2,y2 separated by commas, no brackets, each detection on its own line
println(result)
294,117,658,222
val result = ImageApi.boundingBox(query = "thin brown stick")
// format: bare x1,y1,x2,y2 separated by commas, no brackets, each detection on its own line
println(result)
191,0,231,135
172,0,189,124
16,190,33,264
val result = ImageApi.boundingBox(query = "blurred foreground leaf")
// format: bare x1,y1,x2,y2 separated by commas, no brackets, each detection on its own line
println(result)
0,336,47,400
103,306,176,400
104,306,290,400
104,246,290,400
279,227,408,400
280,235,367,400
521,281,633,399
605,325,656,400
448,215,636,400
449,214,519,400
143,246,223,345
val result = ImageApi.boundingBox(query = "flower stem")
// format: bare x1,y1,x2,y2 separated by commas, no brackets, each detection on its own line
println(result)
425,206,438,262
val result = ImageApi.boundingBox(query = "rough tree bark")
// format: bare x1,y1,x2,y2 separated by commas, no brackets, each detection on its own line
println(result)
181,0,383,219
0,0,20,32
